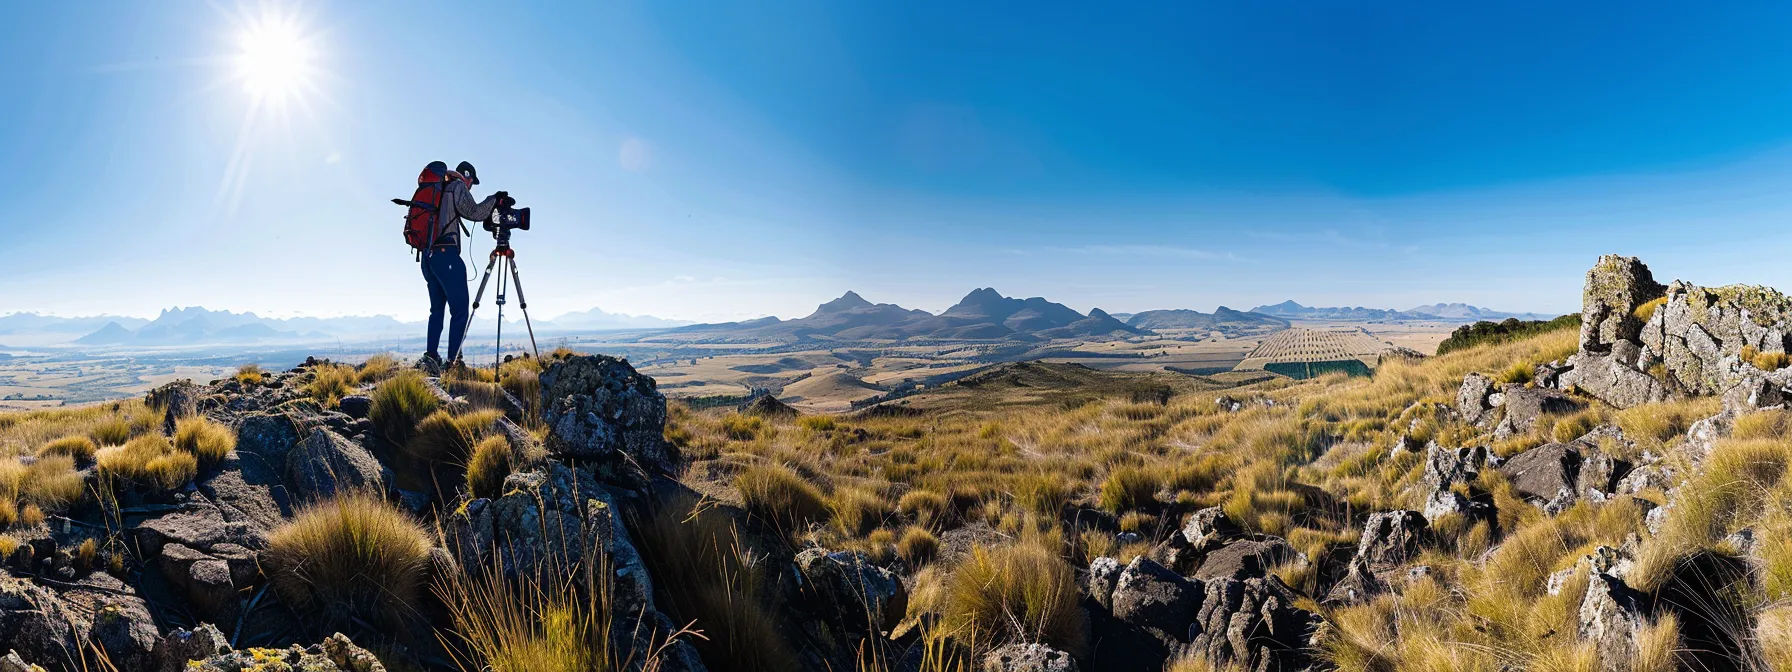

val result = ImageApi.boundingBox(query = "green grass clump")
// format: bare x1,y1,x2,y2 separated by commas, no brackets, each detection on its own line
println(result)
735,464,828,534
407,409,502,464
173,416,235,468
89,417,132,447
262,493,432,629
36,435,97,464
941,542,1086,655
1098,466,1159,513
371,371,441,446
466,436,517,500
96,435,197,492
829,486,891,536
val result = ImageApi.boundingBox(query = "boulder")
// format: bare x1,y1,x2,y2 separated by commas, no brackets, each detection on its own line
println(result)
0,652,43,672
1180,507,1241,548
286,428,387,501
156,544,240,626
1192,538,1297,581
337,394,373,419
539,355,679,473
1579,255,1665,353
58,572,160,672
1561,351,1672,409
1456,372,1497,427
1109,556,1200,643
184,632,387,672
982,643,1079,672
1499,442,1581,506
794,548,909,633
234,411,303,465
1354,510,1427,567
1086,556,1123,610
1323,557,1387,606
151,622,230,672
1494,385,1583,438
1422,444,1489,490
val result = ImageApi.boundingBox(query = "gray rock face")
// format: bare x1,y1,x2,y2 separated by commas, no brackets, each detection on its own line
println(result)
1579,573,1652,672
1185,576,1323,672
1355,511,1428,567
1579,255,1665,353
337,395,373,419
1110,556,1200,643
539,355,678,473
64,573,160,672
1087,556,1123,610
234,411,303,465
1456,372,1497,426
1323,557,1387,606
1423,443,1489,490
982,643,1079,672
0,574,79,667
183,632,388,672
1563,351,1673,409
1500,442,1581,507
286,428,387,501
1181,507,1241,548
156,544,239,626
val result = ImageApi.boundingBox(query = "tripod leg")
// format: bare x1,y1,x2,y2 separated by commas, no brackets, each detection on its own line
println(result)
494,257,508,372
506,256,542,359
466,254,501,327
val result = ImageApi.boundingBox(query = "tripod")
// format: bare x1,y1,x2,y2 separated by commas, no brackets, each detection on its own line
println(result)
466,231,541,371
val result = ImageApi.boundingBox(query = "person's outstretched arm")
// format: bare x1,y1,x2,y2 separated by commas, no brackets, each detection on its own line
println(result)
453,181,499,222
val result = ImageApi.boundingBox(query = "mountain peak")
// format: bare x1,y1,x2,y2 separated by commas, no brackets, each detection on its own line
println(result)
816,291,873,313
1088,307,1112,320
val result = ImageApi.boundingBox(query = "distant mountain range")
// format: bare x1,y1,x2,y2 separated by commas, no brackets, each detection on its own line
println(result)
1124,307,1288,332
1248,300,1553,322
2,305,690,348
674,289,1145,342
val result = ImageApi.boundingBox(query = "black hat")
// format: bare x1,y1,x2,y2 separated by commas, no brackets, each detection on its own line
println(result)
455,161,480,185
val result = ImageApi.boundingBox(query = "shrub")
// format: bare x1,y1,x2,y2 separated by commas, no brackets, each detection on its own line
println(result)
631,495,797,671
1098,466,1159,513
262,493,432,629
97,435,197,491
305,363,359,406
357,353,401,384
467,436,517,500
942,542,1086,655
408,409,502,464
897,526,939,566
1436,314,1581,355
234,364,265,387
173,416,235,468
736,464,828,534
898,489,948,527
37,435,97,464
371,371,441,446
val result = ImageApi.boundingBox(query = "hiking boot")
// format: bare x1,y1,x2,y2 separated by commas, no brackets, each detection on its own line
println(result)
416,353,444,376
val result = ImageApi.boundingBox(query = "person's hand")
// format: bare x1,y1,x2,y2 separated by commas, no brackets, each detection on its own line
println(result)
494,190,515,207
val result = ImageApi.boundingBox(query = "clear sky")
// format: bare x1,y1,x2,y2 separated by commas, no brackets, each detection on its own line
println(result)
6,1,1792,322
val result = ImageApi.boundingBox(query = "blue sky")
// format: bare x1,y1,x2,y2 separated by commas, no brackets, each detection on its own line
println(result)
5,1,1792,322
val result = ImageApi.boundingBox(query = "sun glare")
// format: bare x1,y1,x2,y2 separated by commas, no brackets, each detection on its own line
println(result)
235,12,315,103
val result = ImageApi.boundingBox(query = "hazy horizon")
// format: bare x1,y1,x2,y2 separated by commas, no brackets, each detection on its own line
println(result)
8,1,1792,322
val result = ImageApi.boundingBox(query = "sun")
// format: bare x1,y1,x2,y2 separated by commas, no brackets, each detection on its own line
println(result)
234,10,316,104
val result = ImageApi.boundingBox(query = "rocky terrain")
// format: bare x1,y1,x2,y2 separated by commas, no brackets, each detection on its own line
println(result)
0,254,1787,671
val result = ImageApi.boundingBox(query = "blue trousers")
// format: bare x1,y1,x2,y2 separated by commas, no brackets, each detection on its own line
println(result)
422,248,469,361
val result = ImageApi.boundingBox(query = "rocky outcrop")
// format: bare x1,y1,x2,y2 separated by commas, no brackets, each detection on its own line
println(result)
1185,576,1322,672
153,624,231,672
1565,255,1792,408
1355,510,1427,567
540,355,678,473
794,549,908,635
1494,385,1583,438
1456,372,1498,427
1192,538,1297,581
1578,573,1652,672
175,632,387,672
982,643,1079,672
0,574,79,667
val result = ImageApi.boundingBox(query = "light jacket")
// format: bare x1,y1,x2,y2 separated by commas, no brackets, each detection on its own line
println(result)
435,177,498,249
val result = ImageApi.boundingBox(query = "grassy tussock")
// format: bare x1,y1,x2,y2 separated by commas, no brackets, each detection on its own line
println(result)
0,400,151,456
896,526,938,566
631,495,796,671
36,435,97,464
234,363,265,387
830,486,891,536
408,409,504,464
1097,466,1158,513
467,436,519,500
357,353,401,384
735,464,828,534
263,493,432,628
1613,396,1722,452
305,363,360,406
173,416,235,468
372,371,442,446
939,541,1085,656
97,435,196,492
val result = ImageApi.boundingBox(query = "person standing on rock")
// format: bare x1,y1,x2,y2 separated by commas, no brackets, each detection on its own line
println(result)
420,161,504,370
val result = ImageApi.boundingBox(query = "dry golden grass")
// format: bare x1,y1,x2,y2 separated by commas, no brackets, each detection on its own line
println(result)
371,371,442,446
304,362,360,406
234,363,265,387
0,400,151,456
408,409,503,464
467,435,518,500
97,435,197,492
173,416,235,468
735,463,828,535
939,541,1085,656
36,435,97,464
631,495,797,671
357,353,401,385
897,526,939,566
263,493,432,629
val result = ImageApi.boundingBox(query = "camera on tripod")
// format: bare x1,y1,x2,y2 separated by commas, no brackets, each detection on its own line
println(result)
483,192,530,236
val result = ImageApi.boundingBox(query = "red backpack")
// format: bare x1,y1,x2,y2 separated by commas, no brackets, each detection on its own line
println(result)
392,161,463,258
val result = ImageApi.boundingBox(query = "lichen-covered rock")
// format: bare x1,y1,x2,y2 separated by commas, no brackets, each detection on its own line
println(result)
1494,385,1583,438
1562,350,1672,409
154,624,232,672
337,394,373,419
156,543,239,626
1192,538,1297,581
0,651,44,672
1500,442,1581,507
1423,443,1489,490
234,411,303,465
1580,254,1665,353
1180,507,1241,549
1578,573,1651,672
0,574,79,665
539,355,678,473
286,428,387,501
57,572,161,672
1087,556,1123,610
1456,372,1497,427
183,632,388,672
981,643,1079,672
794,548,909,634
147,379,202,434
